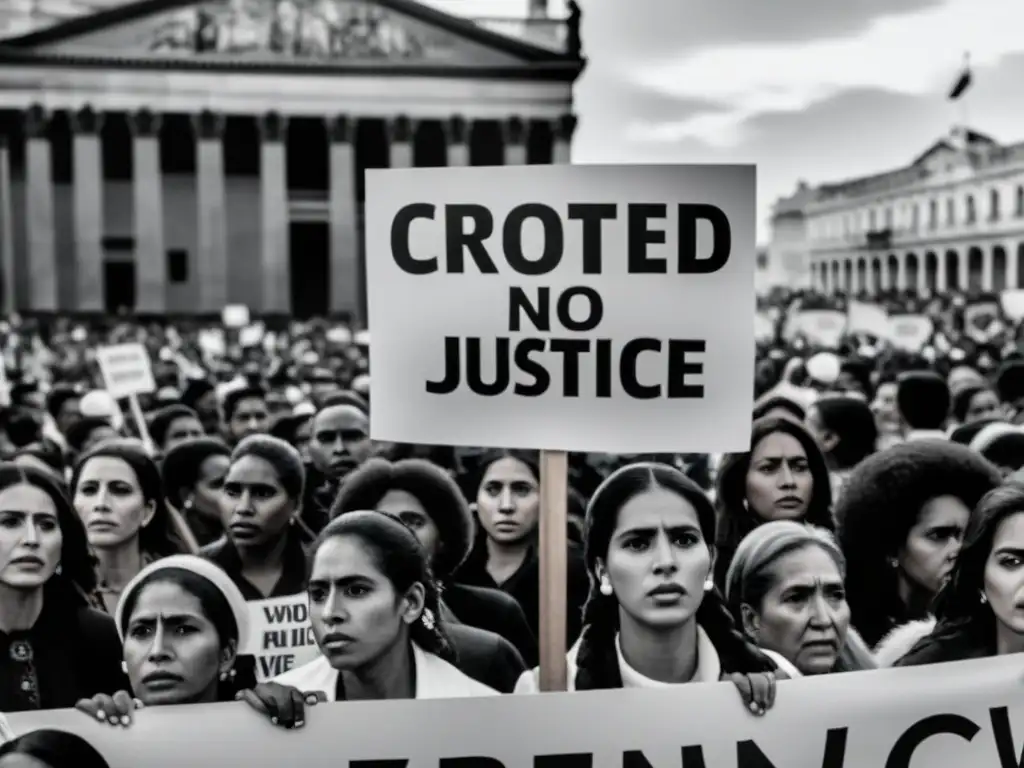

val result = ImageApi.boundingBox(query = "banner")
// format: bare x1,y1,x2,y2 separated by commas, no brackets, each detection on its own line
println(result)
1001,289,1024,322
888,314,933,352
7,655,1024,768
846,300,889,339
242,594,322,681
791,310,846,348
364,164,757,454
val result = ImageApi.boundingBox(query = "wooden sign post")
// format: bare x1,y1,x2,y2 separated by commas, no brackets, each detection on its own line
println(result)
538,449,569,691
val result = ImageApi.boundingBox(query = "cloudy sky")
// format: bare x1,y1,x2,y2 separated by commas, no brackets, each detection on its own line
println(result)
569,0,1024,244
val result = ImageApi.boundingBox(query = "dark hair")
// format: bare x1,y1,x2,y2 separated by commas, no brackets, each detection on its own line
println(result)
752,395,805,423
311,511,454,662
46,385,80,420
65,416,114,454
269,413,313,445
467,449,540,499
811,395,878,469
0,729,109,768
162,437,231,510
897,485,1024,666
320,391,369,415
148,404,200,449
331,458,473,580
71,440,186,559
230,434,305,501
714,417,833,585
835,439,1001,648
896,371,950,430
574,463,774,690
0,462,97,605
15,441,65,474
222,387,267,423
948,417,1001,445
0,406,43,449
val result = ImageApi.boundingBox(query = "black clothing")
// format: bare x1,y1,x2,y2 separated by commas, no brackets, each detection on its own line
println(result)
442,582,538,668
200,526,309,600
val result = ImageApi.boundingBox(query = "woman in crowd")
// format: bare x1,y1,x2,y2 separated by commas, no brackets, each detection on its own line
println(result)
241,512,497,727
147,405,204,454
0,730,110,768
893,485,1024,666
804,394,878,501
269,413,313,463
333,456,538,666
0,463,127,711
714,417,834,588
724,520,875,677
455,449,590,645
76,554,254,724
835,440,1002,654
969,423,1024,479
71,441,188,615
869,377,903,450
515,463,778,715
201,435,309,601
952,383,1004,426
162,437,231,547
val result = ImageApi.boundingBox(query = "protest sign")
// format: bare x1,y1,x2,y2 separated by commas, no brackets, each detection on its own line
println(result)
1002,289,1024,321
847,300,889,338
95,343,156,400
888,314,934,352
7,655,1024,768
793,310,846,348
222,305,251,328
242,594,321,681
365,164,756,455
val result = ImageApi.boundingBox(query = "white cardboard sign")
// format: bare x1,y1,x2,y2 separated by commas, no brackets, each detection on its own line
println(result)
365,164,756,453
95,343,156,399
242,594,321,682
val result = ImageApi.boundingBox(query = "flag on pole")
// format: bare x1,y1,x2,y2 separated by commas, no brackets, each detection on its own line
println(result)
948,53,972,100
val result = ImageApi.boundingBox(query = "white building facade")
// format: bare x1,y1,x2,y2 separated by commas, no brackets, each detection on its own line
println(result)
775,130,1024,297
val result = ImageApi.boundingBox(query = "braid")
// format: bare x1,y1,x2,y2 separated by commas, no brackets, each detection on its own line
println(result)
573,589,622,690
697,588,776,674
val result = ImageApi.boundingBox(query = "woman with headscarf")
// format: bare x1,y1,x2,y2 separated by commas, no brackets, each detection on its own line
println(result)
239,512,497,727
162,437,231,547
804,394,878,501
714,417,834,589
71,441,189,615
201,435,309,601
455,449,590,646
332,457,538,667
836,440,1001,656
724,520,875,677
75,554,256,724
0,463,127,711
893,485,1024,666
514,463,778,716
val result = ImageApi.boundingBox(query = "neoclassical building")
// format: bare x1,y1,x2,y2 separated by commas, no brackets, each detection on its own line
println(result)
0,0,584,321
770,128,1024,298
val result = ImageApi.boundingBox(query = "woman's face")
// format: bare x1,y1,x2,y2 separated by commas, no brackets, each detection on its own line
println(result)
218,455,295,549
375,489,440,565
475,457,539,546
897,495,970,598
0,484,62,590
74,456,154,550
123,580,229,706
191,454,229,520
983,511,1024,638
598,488,711,631
743,544,849,676
744,432,813,522
871,382,899,431
307,534,424,671
164,416,204,450
293,418,313,461
965,389,1002,423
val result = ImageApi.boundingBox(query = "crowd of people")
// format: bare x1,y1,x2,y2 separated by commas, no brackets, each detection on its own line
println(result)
0,287,1023,764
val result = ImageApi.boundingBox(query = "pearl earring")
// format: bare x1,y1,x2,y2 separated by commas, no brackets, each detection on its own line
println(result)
219,668,236,682
980,591,988,604
704,578,714,592
599,578,613,596
121,661,128,674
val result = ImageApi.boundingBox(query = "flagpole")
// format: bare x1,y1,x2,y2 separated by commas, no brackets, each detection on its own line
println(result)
959,51,970,142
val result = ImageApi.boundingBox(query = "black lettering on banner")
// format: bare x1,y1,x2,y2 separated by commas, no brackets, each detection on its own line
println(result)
508,286,602,333
736,728,848,768
884,714,980,768
509,287,551,333
557,286,602,332
678,204,731,274
503,203,563,276
350,761,408,768
620,338,661,399
668,340,706,398
439,759,504,768
446,204,497,274
513,338,549,397
568,202,617,274
258,654,295,678
535,754,592,768
989,706,1024,768
550,339,589,397
391,203,438,275
628,203,667,273
263,630,286,650
263,602,308,624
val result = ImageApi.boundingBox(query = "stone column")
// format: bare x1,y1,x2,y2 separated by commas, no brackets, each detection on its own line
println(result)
0,135,16,312
896,254,907,293
502,116,527,165
71,106,105,312
194,110,228,313
552,114,576,164
25,105,57,311
956,248,968,291
1007,240,1020,290
260,112,289,314
131,109,166,313
937,253,949,293
444,116,469,167
981,247,994,291
328,115,358,321
387,116,414,169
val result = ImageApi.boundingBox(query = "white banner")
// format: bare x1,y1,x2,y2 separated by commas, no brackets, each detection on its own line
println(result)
888,314,934,352
6,655,1024,767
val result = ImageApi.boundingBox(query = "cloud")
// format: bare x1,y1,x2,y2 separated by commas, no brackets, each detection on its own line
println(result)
630,0,1024,147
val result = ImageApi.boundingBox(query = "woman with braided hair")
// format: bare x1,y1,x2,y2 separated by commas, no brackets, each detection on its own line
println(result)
515,463,780,715
895,485,1024,667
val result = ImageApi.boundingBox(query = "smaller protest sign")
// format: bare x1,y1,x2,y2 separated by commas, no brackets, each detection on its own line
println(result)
888,314,934,352
242,594,321,681
847,300,889,338
222,305,250,328
95,343,156,399
1001,289,1024,321
795,310,846,348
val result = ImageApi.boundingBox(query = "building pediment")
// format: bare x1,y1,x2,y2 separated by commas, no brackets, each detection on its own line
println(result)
1,0,577,70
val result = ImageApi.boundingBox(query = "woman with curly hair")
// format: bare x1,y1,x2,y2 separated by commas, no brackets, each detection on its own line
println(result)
332,457,538,668
892,485,1024,667
714,417,834,589
834,440,1001,655
514,463,779,717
